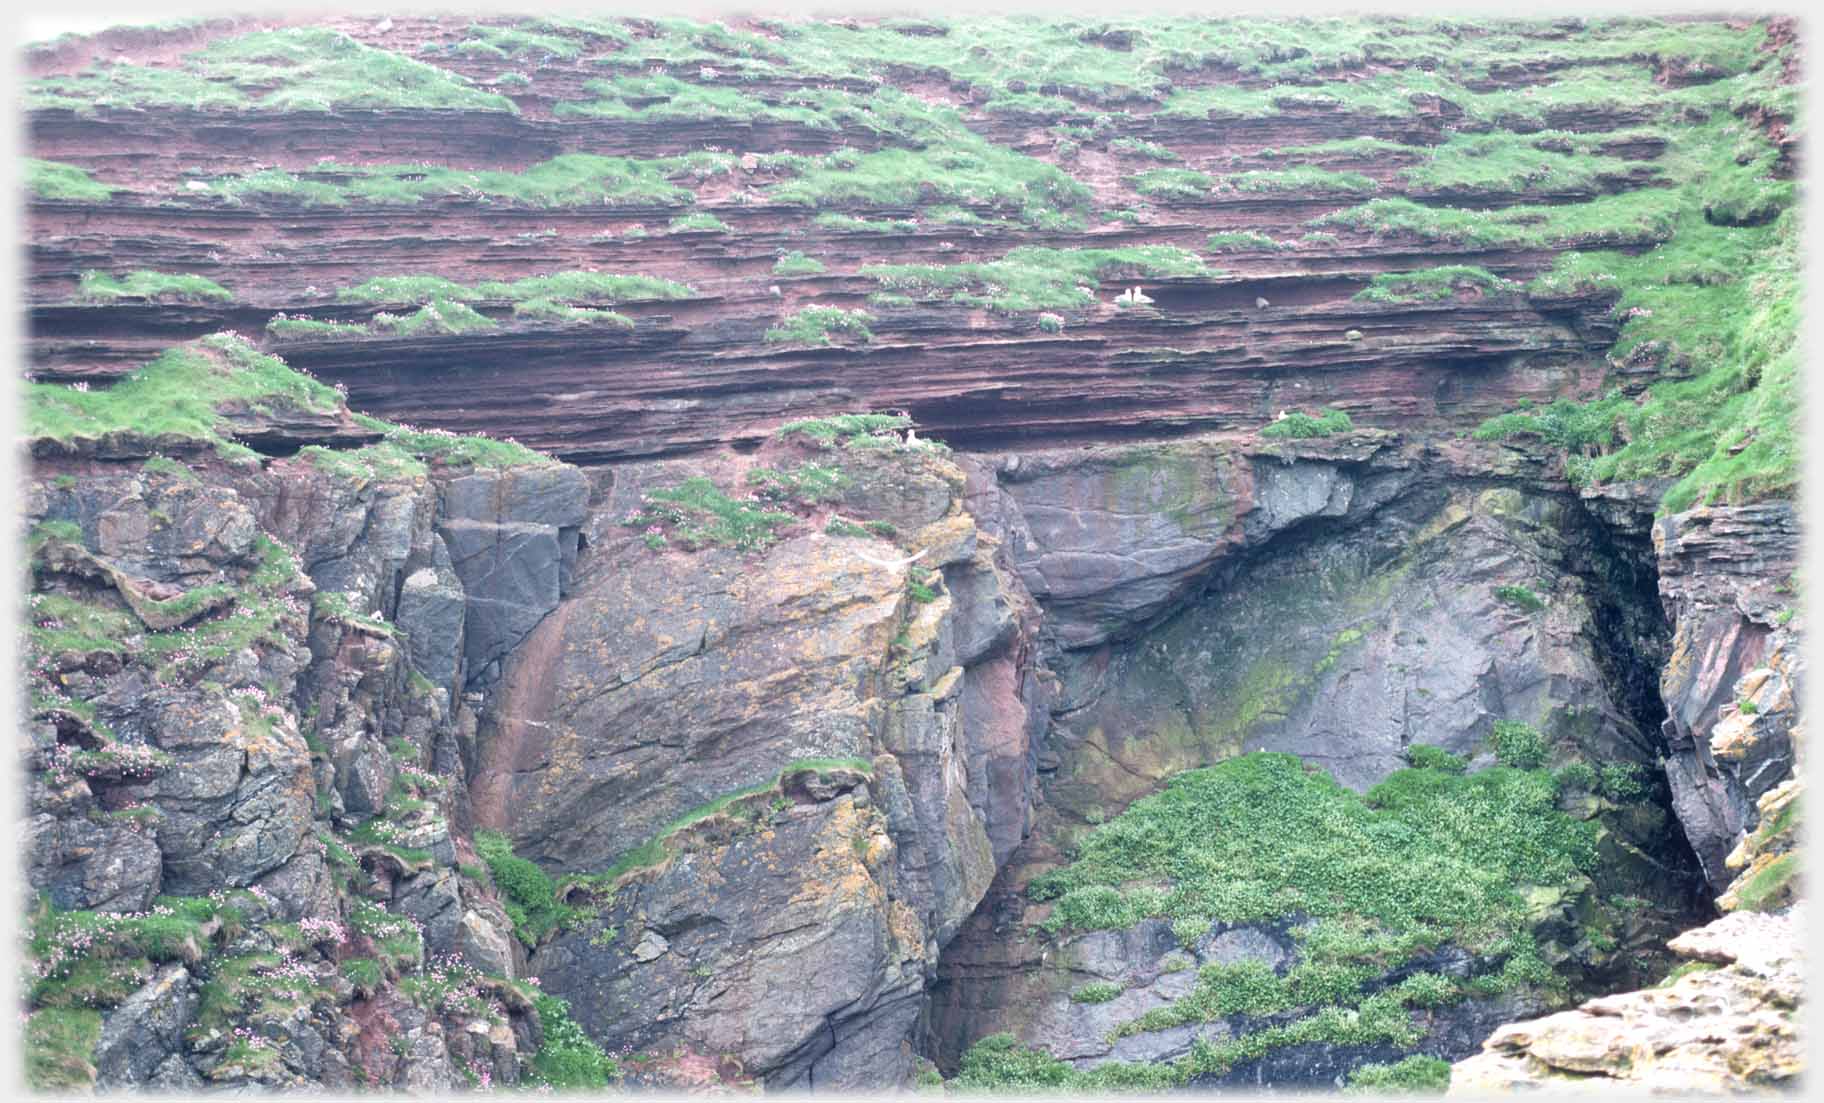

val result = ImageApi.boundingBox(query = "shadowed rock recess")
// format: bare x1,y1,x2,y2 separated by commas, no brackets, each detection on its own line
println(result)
20,12,1802,1094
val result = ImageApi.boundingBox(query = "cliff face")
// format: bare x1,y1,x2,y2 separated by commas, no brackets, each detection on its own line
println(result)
20,12,1802,1096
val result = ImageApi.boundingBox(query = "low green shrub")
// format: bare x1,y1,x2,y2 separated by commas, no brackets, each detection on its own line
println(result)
1491,721,1549,770
1260,408,1354,439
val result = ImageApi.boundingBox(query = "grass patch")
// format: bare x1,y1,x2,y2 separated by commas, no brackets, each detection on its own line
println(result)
1493,585,1545,613
986,751,1597,1086
1206,231,1290,252
1110,137,1181,162
764,306,873,346
25,334,339,458
334,272,692,316
1130,168,1212,200
77,270,232,304
26,159,112,201
30,28,514,114
776,412,911,448
1260,408,1354,439
863,246,1210,313
773,251,828,276
1355,266,1518,304
530,993,620,1089
1345,1055,1451,1095
205,153,720,208
623,477,797,552
24,1008,101,1092
1219,167,1377,194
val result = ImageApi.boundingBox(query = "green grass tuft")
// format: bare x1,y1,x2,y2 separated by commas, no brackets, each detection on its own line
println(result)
78,270,232,304
26,159,112,201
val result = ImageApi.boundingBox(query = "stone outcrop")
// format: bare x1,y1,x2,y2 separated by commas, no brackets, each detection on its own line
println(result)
1450,908,1804,1094
477,437,1047,1087
1651,504,1803,890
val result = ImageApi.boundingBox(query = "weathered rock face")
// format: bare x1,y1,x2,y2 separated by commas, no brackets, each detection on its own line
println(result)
924,434,1719,1074
1451,907,1804,1094
21,415,565,1089
534,771,930,1090
1651,504,1803,890
18,11,1805,1095
469,437,1046,1087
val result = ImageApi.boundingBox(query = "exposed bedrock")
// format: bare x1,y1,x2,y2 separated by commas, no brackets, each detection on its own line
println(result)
1650,503,1803,892
476,440,1048,1088
925,436,1716,1077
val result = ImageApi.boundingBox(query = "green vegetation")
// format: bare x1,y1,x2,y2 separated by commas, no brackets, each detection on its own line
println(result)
1130,168,1212,200
77,270,232,304
775,412,911,448
349,413,551,470
1402,132,1647,196
1110,137,1181,162
1206,230,1290,252
337,271,692,306
1219,167,1377,194
764,306,873,346
623,477,797,552
1355,266,1518,304
1071,981,1123,1004
474,830,578,947
747,462,850,504
815,212,918,234
26,159,112,201
24,1008,102,1091
1733,852,1799,912
1491,720,1549,769
1474,136,1797,513
530,994,620,1089
1016,752,1594,1082
204,153,727,208
1260,408,1354,439
29,28,514,114
1313,192,1678,251
24,335,340,460
766,141,1092,230
863,246,1210,313
1345,1055,1451,1095
594,758,877,883
773,251,828,276
669,211,731,233
370,300,498,337
449,21,588,60
1493,585,1545,613
1406,746,1466,773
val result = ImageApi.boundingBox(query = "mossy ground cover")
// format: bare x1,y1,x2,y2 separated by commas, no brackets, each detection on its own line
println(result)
974,752,1597,1087
29,28,513,114
863,246,1211,313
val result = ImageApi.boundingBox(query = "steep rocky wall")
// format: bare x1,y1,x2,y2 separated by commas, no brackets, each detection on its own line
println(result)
924,435,1723,1078
22,351,592,1090
20,12,1803,1095
456,435,1047,1088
